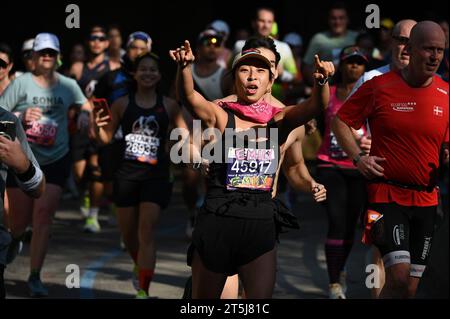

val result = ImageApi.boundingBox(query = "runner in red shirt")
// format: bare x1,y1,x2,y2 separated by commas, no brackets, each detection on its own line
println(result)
332,21,448,298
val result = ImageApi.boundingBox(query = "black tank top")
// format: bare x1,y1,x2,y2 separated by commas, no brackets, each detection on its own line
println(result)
202,110,299,228
78,59,111,98
116,93,170,181
200,110,281,219
207,109,280,192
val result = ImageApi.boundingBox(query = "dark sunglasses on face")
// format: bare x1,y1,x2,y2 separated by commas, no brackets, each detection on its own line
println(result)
392,35,409,45
345,57,366,65
89,35,107,42
38,49,58,57
0,58,9,69
23,50,33,60
202,37,222,47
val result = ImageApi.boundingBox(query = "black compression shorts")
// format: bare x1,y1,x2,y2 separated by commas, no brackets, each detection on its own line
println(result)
366,202,437,278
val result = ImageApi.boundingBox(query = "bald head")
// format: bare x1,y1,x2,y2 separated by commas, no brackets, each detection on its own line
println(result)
406,21,446,84
410,21,446,46
392,19,417,37
390,20,417,70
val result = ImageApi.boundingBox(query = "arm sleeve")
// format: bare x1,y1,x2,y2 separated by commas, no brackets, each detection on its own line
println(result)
337,79,375,130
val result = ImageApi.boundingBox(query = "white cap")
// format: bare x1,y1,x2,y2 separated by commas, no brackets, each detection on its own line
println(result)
283,32,303,47
127,31,152,51
209,20,230,37
33,33,60,52
22,38,35,52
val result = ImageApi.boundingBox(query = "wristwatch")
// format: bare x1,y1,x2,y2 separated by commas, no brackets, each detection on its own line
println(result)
352,151,366,166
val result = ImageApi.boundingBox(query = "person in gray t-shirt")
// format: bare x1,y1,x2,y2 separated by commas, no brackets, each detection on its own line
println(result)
0,32,92,297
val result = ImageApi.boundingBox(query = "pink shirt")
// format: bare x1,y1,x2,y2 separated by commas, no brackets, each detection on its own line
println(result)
317,85,367,169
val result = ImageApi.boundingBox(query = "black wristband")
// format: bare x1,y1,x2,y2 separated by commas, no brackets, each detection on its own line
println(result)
15,161,35,182
352,151,366,166
317,76,329,86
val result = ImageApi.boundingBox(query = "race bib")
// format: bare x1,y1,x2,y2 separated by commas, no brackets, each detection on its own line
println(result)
26,116,58,147
124,133,160,165
226,147,276,191
329,131,347,159
330,128,365,159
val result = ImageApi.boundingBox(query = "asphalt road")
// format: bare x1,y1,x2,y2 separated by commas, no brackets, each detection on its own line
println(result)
4,179,372,299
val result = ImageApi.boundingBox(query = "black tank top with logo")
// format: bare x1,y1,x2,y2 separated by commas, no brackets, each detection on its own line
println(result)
204,109,282,219
115,93,170,181
78,59,111,98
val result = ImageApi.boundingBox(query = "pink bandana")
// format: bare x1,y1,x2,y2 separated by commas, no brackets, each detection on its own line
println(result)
219,100,282,124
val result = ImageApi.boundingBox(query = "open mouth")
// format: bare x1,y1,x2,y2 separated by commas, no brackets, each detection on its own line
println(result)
245,84,258,95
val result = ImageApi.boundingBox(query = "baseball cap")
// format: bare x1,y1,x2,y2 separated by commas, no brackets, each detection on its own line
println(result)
380,18,394,30
283,32,303,47
22,38,35,52
127,31,152,51
232,48,272,71
209,20,230,37
33,33,60,53
339,45,368,64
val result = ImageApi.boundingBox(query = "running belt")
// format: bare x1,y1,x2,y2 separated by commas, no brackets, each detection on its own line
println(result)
369,178,436,193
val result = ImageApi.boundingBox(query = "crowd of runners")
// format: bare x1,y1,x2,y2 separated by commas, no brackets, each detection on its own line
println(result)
0,3,448,299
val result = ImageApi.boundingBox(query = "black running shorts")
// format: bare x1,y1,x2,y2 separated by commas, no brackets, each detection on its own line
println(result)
367,202,437,278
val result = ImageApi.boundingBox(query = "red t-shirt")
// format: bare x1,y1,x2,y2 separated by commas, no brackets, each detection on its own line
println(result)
337,71,449,206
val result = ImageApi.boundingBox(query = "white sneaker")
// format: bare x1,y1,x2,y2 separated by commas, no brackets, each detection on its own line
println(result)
339,271,347,294
329,283,346,299
80,207,89,218
83,217,101,233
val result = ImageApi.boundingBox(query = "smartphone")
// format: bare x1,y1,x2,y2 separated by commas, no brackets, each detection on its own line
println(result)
92,98,112,122
0,120,16,141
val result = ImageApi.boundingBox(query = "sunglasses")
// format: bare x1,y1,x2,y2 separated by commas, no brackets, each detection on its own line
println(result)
23,50,33,59
0,58,9,69
89,35,107,42
392,35,409,45
38,49,58,57
201,37,222,47
344,57,366,65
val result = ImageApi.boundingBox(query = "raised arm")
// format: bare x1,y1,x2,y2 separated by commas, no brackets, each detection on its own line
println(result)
169,40,226,128
279,55,334,134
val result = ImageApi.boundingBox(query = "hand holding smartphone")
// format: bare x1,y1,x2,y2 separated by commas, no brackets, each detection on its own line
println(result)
92,98,112,124
0,121,17,141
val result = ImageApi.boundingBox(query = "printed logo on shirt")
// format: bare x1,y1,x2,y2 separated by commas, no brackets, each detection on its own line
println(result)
393,224,405,246
436,87,448,95
433,105,444,117
391,102,416,112
32,96,64,107
124,115,160,164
